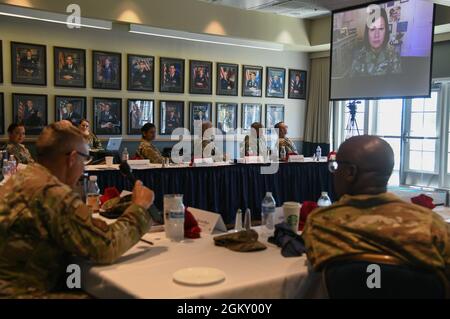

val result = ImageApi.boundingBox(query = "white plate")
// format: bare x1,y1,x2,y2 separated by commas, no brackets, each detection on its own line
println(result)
173,267,226,286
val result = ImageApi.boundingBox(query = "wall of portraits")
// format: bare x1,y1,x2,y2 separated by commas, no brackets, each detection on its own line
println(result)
0,15,309,141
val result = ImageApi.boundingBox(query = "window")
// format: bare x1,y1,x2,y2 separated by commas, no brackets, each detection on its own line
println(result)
333,83,450,189
373,99,403,186
406,92,439,173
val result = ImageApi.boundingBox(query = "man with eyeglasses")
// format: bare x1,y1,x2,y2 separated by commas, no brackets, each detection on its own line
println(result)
301,135,450,295
0,122,155,298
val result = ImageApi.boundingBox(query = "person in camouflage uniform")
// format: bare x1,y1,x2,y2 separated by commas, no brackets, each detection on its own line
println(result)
274,122,297,156
196,121,223,160
0,122,155,298
6,123,34,164
78,119,103,150
302,135,450,280
241,122,267,157
136,123,164,164
350,8,401,77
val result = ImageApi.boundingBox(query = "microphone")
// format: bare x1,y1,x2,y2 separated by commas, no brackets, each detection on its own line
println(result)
119,161,164,224
119,161,137,185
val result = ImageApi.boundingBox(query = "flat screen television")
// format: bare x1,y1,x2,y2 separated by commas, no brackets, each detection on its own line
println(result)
329,0,435,100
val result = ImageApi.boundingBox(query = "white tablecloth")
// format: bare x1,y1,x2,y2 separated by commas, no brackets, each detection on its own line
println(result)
78,227,308,299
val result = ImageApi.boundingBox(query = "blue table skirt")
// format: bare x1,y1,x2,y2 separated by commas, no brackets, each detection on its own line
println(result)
93,162,334,225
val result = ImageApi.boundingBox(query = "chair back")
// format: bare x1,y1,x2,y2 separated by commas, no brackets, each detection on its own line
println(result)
323,254,449,299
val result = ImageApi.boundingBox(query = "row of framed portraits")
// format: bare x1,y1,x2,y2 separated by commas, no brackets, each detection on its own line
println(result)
0,93,285,137
0,41,307,99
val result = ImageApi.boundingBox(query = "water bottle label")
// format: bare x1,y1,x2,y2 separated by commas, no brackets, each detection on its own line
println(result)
169,211,184,219
262,206,275,214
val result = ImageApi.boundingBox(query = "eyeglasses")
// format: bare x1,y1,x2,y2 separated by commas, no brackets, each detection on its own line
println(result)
66,151,93,165
328,160,355,173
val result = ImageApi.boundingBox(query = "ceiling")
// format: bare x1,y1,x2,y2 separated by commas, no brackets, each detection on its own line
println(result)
199,0,450,19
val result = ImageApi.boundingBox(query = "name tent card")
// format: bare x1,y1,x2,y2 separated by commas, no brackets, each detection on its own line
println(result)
187,207,227,234
193,158,215,167
288,155,304,162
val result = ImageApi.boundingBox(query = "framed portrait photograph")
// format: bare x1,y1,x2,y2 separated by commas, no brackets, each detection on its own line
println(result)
216,63,238,96
12,93,47,135
216,103,238,134
93,97,122,135
54,47,86,88
242,65,263,97
189,60,212,95
92,51,121,90
11,42,46,86
55,96,86,126
127,99,154,135
0,93,4,135
288,69,307,99
241,103,262,131
266,67,286,98
0,40,3,84
190,101,212,133
159,100,185,136
265,104,285,129
127,54,154,92
160,57,184,93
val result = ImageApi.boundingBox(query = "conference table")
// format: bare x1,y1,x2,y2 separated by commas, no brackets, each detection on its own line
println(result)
79,219,309,299
85,160,334,224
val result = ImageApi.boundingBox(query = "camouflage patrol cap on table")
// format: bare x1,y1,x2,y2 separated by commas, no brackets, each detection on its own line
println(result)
214,229,267,252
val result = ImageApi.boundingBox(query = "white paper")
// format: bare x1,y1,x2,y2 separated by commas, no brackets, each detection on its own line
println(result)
288,155,304,162
188,207,227,234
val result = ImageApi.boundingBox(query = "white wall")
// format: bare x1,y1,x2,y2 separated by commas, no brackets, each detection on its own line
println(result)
0,15,308,142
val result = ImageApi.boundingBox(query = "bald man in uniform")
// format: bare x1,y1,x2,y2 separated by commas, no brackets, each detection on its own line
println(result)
0,122,155,298
274,122,297,156
302,135,450,280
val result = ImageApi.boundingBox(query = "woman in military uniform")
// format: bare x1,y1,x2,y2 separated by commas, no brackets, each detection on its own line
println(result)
350,8,401,77
78,119,102,150
6,123,34,164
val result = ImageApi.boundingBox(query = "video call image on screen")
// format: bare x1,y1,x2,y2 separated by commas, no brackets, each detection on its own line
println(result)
330,0,434,100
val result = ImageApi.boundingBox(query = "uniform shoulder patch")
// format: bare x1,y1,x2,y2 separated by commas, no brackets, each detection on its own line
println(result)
92,218,109,233
74,202,91,222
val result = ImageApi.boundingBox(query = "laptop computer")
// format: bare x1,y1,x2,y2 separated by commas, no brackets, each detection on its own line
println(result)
106,137,122,152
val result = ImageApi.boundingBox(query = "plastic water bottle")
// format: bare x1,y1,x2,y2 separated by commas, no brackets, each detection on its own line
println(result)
315,146,322,162
166,195,185,242
261,192,276,238
122,148,129,162
2,159,10,179
86,175,100,211
8,155,17,175
280,146,287,161
317,192,332,207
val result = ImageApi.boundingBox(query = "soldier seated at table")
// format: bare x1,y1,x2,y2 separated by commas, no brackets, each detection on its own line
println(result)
136,123,165,164
300,135,450,297
196,121,224,161
78,119,103,151
6,123,35,165
274,121,297,156
241,122,267,157
0,121,155,298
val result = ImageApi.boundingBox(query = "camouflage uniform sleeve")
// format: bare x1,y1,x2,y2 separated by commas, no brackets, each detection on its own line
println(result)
302,211,317,267
6,144,34,164
390,49,402,74
140,143,164,164
46,186,152,264
92,133,102,149
431,213,450,280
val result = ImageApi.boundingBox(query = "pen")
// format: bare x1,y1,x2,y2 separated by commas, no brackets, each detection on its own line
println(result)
140,238,154,246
